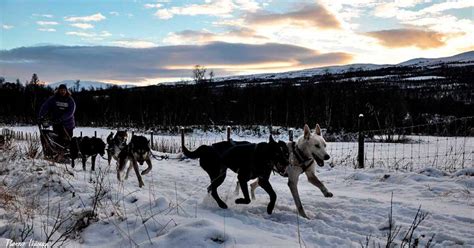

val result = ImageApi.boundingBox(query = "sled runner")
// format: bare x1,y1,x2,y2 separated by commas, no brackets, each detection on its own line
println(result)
38,121,70,163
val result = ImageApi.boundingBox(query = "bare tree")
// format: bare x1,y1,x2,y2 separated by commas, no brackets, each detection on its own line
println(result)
74,80,81,92
193,65,207,84
30,73,39,85
209,70,214,83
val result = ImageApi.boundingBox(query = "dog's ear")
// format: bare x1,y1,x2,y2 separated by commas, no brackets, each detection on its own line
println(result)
269,135,276,143
304,124,311,139
315,124,321,136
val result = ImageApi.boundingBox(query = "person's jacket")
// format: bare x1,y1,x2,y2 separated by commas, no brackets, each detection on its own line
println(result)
38,94,76,129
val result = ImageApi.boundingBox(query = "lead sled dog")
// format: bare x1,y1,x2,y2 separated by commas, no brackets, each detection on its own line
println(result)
236,124,333,218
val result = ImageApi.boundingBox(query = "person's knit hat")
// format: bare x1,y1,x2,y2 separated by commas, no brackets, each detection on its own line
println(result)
58,84,67,90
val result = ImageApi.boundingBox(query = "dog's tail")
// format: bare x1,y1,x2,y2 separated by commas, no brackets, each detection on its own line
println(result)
181,128,202,159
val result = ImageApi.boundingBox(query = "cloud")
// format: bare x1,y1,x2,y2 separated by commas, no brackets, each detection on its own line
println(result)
366,29,448,49
2,24,14,30
234,0,261,12
153,0,235,19
37,21,59,26
38,28,56,32
245,3,340,29
163,28,269,45
109,11,119,16
32,14,54,18
0,42,352,83
65,13,106,22
155,9,174,19
421,0,474,14
70,23,94,29
144,3,163,9
110,40,158,48
66,31,111,38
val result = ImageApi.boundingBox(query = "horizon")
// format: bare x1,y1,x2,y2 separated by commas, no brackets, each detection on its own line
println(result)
1,0,473,86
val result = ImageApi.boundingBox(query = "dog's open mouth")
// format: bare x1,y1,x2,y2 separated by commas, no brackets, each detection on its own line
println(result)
313,153,325,167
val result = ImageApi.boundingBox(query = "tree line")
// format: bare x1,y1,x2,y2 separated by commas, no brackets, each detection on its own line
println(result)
0,65,472,135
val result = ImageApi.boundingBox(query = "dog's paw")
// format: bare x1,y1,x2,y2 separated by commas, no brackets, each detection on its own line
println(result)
141,169,151,175
324,192,333,197
139,182,144,188
267,203,275,215
298,209,309,219
235,198,251,204
218,202,228,209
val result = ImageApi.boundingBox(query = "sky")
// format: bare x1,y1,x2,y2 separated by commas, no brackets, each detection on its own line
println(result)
0,0,473,85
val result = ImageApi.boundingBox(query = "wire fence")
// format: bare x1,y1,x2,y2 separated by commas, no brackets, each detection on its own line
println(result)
328,116,473,172
1,116,473,172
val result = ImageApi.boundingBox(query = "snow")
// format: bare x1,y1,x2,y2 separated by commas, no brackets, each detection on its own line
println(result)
399,51,474,67
208,51,473,84
0,126,473,247
48,80,135,90
403,76,445,81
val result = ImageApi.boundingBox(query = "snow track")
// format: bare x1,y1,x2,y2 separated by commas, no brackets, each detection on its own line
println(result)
0,140,473,247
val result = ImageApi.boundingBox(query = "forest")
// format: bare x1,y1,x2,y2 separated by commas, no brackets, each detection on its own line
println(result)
0,64,472,134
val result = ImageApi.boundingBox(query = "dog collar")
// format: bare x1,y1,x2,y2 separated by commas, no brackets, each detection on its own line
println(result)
291,142,314,172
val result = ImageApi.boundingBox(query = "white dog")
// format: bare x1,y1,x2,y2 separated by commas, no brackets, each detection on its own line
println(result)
236,124,332,218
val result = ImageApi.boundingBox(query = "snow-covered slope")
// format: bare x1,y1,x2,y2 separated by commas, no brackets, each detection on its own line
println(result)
48,80,135,90
214,50,474,82
399,51,474,67
215,63,388,82
0,127,473,247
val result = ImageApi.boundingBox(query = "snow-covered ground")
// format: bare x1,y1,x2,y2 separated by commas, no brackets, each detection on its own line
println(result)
3,125,473,171
0,126,473,247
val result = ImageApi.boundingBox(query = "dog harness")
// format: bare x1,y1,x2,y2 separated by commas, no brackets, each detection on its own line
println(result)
291,142,314,172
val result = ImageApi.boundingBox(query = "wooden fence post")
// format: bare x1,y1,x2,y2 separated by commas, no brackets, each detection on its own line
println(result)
94,131,97,138
289,129,294,142
150,131,154,150
180,127,185,149
357,114,365,169
227,126,231,141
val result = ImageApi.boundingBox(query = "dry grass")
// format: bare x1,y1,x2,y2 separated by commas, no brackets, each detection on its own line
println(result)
0,185,16,207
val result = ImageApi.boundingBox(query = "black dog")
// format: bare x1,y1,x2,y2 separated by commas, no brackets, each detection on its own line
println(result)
183,136,289,214
117,135,152,188
70,136,106,171
181,132,250,201
106,131,128,166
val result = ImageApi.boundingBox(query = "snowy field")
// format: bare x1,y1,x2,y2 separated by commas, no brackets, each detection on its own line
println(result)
0,126,473,247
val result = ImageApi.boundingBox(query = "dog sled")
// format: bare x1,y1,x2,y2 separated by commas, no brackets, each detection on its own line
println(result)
38,121,70,163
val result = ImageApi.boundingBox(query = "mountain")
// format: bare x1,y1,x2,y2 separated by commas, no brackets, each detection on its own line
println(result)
398,50,474,67
214,50,474,82
48,80,135,90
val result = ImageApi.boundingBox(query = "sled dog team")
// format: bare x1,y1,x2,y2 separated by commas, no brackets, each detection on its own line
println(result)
70,123,332,218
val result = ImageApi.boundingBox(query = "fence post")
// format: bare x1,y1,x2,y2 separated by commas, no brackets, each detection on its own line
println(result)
180,127,185,149
357,114,365,169
289,129,294,142
150,131,154,150
227,126,231,141
80,131,82,137
94,131,97,138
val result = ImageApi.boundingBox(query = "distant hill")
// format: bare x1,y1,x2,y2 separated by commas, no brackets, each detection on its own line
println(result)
398,50,474,67
48,80,135,90
213,50,474,82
